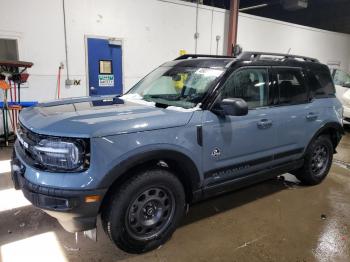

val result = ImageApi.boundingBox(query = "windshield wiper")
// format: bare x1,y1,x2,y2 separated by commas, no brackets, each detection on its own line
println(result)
144,94,180,101
154,102,168,108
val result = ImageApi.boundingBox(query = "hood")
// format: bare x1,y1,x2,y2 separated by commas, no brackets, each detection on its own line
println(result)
19,96,195,138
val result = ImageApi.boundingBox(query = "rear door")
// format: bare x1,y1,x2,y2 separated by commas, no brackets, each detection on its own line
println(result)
270,67,312,165
87,37,123,96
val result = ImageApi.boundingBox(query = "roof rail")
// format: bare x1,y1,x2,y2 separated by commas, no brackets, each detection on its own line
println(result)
238,52,319,63
174,54,234,60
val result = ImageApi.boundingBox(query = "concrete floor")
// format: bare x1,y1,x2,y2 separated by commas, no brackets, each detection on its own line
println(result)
0,129,350,261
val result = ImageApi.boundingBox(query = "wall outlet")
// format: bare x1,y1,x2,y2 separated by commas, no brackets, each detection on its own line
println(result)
65,79,74,86
65,79,81,86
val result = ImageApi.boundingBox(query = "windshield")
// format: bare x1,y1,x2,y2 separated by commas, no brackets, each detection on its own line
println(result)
127,67,224,108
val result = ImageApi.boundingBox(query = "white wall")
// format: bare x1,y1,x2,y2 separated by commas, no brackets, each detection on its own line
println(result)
0,0,350,103
237,13,350,71
0,0,349,136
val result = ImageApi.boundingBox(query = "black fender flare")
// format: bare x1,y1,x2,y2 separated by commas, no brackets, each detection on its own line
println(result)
99,149,202,194
306,122,344,153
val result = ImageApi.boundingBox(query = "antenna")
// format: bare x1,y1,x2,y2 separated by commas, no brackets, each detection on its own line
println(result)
287,48,291,54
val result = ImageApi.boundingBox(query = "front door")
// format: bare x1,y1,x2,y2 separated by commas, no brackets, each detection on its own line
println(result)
87,37,123,96
202,67,278,186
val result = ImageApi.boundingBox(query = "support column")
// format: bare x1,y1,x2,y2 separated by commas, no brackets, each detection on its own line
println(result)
227,0,240,56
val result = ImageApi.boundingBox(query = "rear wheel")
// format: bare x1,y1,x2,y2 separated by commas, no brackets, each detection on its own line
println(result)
294,135,333,185
101,169,186,254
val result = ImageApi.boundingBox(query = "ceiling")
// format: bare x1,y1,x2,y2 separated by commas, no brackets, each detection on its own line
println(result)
200,0,350,34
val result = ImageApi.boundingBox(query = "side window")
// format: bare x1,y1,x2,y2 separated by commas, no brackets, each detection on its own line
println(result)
308,70,335,98
276,68,308,104
333,69,350,87
221,68,268,109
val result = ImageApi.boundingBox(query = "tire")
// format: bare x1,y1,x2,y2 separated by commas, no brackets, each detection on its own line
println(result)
294,135,333,185
101,169,186,254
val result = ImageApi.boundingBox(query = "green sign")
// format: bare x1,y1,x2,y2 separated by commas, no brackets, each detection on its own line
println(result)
98,74,114,87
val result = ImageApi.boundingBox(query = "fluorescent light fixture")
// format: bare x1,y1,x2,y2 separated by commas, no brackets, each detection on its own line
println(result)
239,4,268,11
1,232,68,262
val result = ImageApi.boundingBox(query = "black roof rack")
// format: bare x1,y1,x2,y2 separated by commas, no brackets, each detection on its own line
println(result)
174,54,234,60
238,52,319,63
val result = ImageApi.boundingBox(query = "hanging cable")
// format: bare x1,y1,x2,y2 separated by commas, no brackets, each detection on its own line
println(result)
62,0,70,82
194,0,199,54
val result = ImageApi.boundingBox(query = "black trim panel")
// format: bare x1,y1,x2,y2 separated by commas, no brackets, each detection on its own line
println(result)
202,159,304,199
274,148,304,160
204,147,304,179
197,125,203,146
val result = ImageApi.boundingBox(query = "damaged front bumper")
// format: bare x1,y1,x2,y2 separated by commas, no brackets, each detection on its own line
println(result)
11,144,107,233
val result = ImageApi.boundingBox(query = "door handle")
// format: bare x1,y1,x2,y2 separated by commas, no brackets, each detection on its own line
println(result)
257,119,273,129
90,86,96,94
306,112,318,121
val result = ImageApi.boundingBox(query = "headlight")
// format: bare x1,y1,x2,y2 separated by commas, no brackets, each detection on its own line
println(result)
33,138,89,171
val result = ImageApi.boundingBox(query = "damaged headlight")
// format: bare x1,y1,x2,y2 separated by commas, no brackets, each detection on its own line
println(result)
33,138,89,171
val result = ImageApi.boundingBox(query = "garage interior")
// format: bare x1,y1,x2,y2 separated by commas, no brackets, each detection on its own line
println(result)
0,0,350,261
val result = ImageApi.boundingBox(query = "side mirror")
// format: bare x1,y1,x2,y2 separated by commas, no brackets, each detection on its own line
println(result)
212,98,248,116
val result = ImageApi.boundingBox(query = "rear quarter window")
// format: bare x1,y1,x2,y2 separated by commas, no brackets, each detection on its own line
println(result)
308,70,335,98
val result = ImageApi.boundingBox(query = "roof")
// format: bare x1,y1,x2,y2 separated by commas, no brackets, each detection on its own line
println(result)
162,57,235,68
166,52,325,71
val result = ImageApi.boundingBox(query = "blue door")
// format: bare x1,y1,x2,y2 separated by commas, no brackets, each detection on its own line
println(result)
87,38,123,96
202,67,279,186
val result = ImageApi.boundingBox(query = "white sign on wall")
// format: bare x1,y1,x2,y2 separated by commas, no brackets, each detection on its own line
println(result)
98,74,114,87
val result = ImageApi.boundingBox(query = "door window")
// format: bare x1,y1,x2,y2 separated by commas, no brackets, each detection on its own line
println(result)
276,68,308,104
99,60,112,74
221,68,269,109
333,69,350,87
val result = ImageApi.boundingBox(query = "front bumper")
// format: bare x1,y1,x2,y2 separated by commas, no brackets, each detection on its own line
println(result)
11,148,107,232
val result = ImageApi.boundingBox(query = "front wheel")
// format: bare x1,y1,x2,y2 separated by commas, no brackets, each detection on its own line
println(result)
101,169,186,254
294,135,333,185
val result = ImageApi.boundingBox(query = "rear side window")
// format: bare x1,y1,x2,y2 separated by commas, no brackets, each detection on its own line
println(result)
308,70,335,98
220,68,269,109
275,68,308,104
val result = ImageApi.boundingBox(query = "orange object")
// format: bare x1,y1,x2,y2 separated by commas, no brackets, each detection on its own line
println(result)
0,80,10,90
84,195,101,203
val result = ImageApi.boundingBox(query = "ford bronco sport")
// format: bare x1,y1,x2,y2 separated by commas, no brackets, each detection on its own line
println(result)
12,52,343,253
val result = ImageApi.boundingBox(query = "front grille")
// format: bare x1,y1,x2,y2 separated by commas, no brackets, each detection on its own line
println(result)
17,123,45,169
18,123,41,144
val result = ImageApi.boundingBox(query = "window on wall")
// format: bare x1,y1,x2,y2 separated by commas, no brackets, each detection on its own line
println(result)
276,68,308,104
221,68,269,109
0,39,18,60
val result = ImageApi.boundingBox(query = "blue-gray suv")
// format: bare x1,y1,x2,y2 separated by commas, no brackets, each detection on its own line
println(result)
11,52,344,253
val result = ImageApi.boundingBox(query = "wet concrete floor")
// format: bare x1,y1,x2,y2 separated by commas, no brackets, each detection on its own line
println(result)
0,129,350,261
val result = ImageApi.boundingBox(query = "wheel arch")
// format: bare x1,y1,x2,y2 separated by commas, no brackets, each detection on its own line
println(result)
99,149,202,212
307,122,344,153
